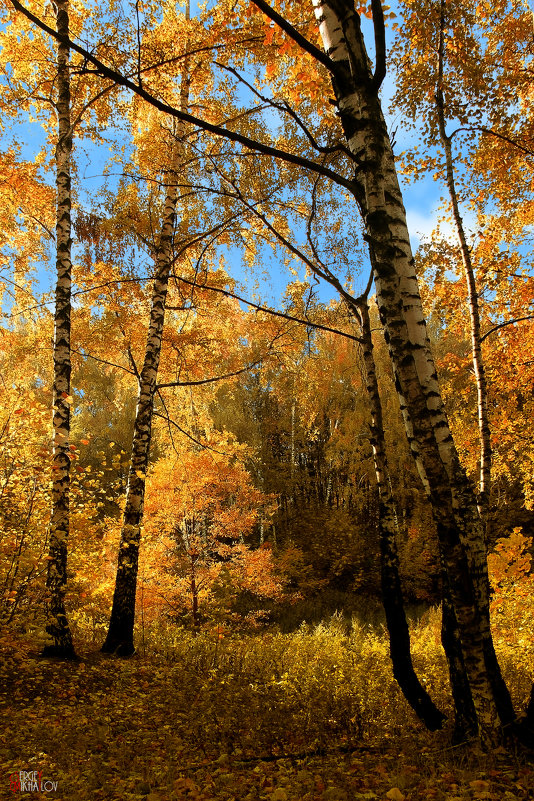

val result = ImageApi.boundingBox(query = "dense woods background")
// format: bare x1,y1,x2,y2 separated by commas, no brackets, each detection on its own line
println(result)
1,0,534,788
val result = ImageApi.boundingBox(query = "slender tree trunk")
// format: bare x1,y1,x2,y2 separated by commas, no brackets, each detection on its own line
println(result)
440,571,478,740
436,0,491,525
357,298,445,731
101,159,182,655
190,554,199,630
102,31,191,655
312,0,513,740
437,0,534,744
290,399,296,479
42,0,76,659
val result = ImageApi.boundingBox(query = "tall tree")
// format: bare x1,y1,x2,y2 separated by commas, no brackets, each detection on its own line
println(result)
306,0,513,739
2,0,126,657
355,291,447,731
42,0,76,658
390,0,534,739
435,0,491,524
391,0,534,523
102,6,192,655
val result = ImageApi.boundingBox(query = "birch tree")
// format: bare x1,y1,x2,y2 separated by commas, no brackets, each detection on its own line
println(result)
101,7,192,656
355,294,447,731
435,0,491,524
304,0,514,740
42,0,76,659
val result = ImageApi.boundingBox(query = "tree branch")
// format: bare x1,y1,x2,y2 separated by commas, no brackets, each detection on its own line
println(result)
72,347,136,375
216,62,351,158
249,0,336,75
370,0,386,91
211,164,368,317
156,359,264,389
152,408,242,460
450,125,534,157
171,274,362,343
480,315,534,343
9,0,354,193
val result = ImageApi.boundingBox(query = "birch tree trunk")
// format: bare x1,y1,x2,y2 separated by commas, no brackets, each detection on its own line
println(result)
436,0,491,525
42,0,76,659
440,571,478,739
312,0,513,739
101,157,183,654
102,30,191,656
357,298,445,731
357,297,476,738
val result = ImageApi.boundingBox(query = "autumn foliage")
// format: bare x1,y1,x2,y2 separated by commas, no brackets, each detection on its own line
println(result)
0,0,534,770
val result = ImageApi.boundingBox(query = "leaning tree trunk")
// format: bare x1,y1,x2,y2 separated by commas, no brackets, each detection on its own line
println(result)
101,150,183,655
102,32,191,656
440,568,478,740
357,294,476,739
356,297,445,731
312,0,513,740
436,0,491,526
42,0,76,659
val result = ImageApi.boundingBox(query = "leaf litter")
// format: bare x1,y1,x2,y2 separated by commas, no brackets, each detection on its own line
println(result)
0,635,533,801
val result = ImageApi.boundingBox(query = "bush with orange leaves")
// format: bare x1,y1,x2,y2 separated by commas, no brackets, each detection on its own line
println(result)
138,436,283,630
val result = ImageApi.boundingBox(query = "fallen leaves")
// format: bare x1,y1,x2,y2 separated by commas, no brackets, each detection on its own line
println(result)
1,635,534,801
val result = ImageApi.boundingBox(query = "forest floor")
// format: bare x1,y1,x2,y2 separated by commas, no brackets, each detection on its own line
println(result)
1,624,533,801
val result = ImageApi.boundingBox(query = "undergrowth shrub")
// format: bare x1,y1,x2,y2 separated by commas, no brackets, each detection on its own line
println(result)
125,595,534,756
121,613,449,755
488,529,534,708
5,526,533,757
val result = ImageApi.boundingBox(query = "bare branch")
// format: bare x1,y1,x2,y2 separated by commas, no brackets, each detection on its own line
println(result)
217,62,351,158
152,408,242,460
72,347,136,375
223,169,368,312
480,315,534,343
171,273,362,343
156,358,263,389
450,126,534,157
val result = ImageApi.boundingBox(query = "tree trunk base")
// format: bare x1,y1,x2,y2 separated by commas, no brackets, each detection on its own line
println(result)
101,637,136,657
41,644,78,661
390,660,446,731
451,717,478,746
515,718,534,751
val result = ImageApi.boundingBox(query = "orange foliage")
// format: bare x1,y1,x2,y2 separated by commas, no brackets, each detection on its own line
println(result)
138,437,281,627
488,529,534,667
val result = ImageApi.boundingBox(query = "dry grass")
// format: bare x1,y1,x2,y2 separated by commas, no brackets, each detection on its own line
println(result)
0,613,533,800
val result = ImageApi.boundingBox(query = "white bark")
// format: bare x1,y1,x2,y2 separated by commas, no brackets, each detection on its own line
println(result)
437,0,491,524
103,6,191,655
44,0,76,658
312,0,513,738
